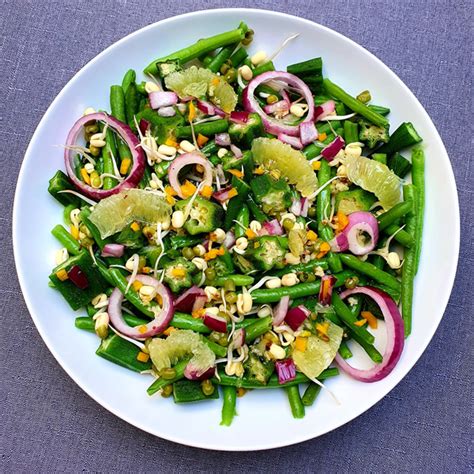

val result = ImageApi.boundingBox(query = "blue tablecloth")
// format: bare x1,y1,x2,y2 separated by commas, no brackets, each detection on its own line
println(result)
1,0,471,471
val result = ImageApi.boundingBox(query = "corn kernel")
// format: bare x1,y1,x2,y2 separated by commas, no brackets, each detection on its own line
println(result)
120,158,131,175
130,221,141,232
294,337,307,352
312,161,321,171
56,269,69,281
80,168,91,185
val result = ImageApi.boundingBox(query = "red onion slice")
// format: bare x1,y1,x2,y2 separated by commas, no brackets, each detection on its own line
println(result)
259,219,284,236
167,152,213,198
64,112,145,199
231,328,246,349
289,198,302,216
285,305,310,331
263,99,290,115
275,358,297,384
330,211,379,256
321,136,345,161
230,144,242,158
213,186,234,203
300,198,310,218
139,118,150,135
273,295,290,326
300,121,318,145
242,71,315,136
230,111,250,124
197,99,215,115
174,286,207,313
101,243,125,258
184,365,215,381
314,100,336,121
108,275,174,340
335,286,405,382
149,91,178,109
223,230,236,249
215,133,231,146
319,275,337,306
158,106,176,117
277,133,303,149
68,265,89,289
203,312,227,333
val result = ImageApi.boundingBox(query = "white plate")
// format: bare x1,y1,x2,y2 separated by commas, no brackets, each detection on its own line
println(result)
13,8,460,450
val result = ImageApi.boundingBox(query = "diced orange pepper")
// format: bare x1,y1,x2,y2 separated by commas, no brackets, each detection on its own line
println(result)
132,280,143,292
188,101,197,121
306,230,318,241
211,77,220,87
336,211,349,232
316,321,330,337
227,188,238,199
228,169,244,179
312,161,321,171
70,225,80,240
204,247,223,261
253,166,265,175
180,180,197,198
192,308,206,319
164,185,177,196
141,266,152,274
138,325,148,334
130,221,141,232
200,185,213,199
163,326,176,336
317,241,331,258
362,311,378,329
319,132,327,141
155,294,163,305
197,133,209,147
171,268,186,278
354,318,368,327
120,158,131,175
295,337,307,352
166,195,176,205
136,351,150,363
80,168,91,185
55,269,69,281
165,137,178,148
245,228,257,239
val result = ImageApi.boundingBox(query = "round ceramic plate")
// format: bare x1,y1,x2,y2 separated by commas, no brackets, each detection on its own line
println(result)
13,8,459,450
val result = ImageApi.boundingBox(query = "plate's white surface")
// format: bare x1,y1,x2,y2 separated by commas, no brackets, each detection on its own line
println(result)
13,9,459,450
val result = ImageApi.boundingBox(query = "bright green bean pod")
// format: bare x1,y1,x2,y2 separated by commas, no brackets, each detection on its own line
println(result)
301,383,322,406
384,224,414,247
121,69,136,95
51,225,81,255
102,127,118,190
244,316,272,343
338,340,353,359
286,385,305,419
207,44,236,73
411,147,425,273
234,205,250,239
147,359,189,395
377,201,412,231
220,386,237,426
110,85,132,161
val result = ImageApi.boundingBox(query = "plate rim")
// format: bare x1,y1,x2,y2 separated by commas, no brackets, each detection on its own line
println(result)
12,7,460,451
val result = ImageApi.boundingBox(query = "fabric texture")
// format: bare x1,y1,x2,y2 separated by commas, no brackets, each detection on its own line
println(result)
0,0,472,472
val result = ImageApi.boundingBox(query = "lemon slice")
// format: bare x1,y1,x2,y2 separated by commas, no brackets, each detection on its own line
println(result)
148,329,215,372
344,154,402,210
165,66,237,112
293,321,343,379
88,188,171,238
251,138,318,197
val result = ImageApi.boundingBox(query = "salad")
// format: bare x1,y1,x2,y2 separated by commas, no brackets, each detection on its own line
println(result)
48,22,425,425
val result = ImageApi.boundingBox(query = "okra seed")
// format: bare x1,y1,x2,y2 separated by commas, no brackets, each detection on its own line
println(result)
344,276,359,289
159,367,177,380
205,268,216,281
182,247,194,260
225,291,237,304
161,384,173,397
201,379,215,396
224,280,236,292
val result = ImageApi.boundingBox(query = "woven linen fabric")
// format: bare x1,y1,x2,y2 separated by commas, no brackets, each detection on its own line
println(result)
0,0,472,472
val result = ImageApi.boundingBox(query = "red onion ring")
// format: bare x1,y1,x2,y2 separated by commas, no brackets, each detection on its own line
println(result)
203,312,227,333
242,71,315,136
108,275,174,340
335,286,405,382
263,99,290,115
330,211,379,255
197,99,215,115
64,112,145,199
277,133,303,149
149,91,178,109
167,152,213,198
174,286,207,313
213,186,234,203
272,295,290,326
229,111,250,124
314,100,336,121
300,121,318,145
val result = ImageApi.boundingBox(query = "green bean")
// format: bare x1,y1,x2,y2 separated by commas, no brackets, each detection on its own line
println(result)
124,81,139,128
339,253,400,291
110,85,132,162
200,140,219,157
372,153,387,165
214,367,339,388
102,127,118,190
401,184,417,337
144,25,248,75
349,330,383,363
344,120,359,144
230,46,248,67
62,204,76,226
75,311,148,332
411,147,425,273
175,119,229,139
234,205,250,239
301,383,322,406
213,275,254,287
302,142,324,160
51,225,81,255
323,79,389,129
377,122,422,155
338,340,353,359
170,312,210,333
384,224,414,247
121,69,136,95
147,359,189,395
332,293,375,344
274,259,328,277
220,386,237,426
286,385,305,419
316,160,343,273
244,316,272,343
252,61,275,76
377,201,412,231
207,44,237,73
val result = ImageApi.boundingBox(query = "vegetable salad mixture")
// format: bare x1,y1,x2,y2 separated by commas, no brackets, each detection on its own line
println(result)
48,22,425,425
